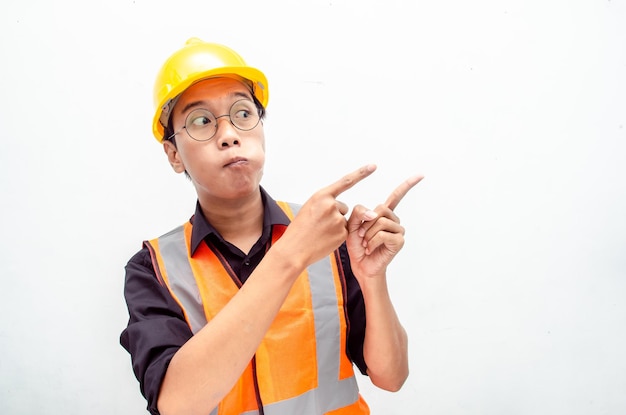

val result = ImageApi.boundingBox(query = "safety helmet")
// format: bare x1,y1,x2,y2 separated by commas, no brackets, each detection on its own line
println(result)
152,38,269,142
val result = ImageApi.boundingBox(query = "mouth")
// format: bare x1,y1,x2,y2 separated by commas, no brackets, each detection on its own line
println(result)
223,157,248,168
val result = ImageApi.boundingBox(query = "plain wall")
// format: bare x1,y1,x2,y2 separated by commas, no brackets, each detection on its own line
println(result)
1,0,625,414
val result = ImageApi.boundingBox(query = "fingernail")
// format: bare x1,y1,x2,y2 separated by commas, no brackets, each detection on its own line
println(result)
408,175,425,185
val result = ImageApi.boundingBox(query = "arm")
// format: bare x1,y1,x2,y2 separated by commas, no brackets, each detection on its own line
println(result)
156,165,377,415
346,175,423,391
120,249,193,415
360,269,409,391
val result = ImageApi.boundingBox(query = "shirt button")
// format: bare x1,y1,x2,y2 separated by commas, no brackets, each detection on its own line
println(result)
244,260,250,266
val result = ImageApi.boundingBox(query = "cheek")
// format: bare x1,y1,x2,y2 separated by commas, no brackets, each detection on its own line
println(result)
251,128,266,156
250,141,266,171
259,140,267,166
178,142,212,173
249,134,266,176
256,126,265,147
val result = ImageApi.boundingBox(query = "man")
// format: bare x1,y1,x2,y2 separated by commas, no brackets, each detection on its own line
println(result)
120,38,422,415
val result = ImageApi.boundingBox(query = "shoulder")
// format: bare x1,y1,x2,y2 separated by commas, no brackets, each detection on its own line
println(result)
123,244,165,292
126,245,153,270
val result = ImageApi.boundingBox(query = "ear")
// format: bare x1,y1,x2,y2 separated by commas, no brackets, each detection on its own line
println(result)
163,141,186,174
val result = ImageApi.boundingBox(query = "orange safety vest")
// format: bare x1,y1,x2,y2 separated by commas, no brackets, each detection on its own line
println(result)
145,201,370,415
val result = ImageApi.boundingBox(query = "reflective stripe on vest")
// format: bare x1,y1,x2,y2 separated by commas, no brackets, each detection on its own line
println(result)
147,202,369,415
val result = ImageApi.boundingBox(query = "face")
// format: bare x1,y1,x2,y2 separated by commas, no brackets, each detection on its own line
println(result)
164,77,266,203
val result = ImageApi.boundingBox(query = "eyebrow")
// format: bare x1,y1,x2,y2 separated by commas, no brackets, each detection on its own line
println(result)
179,91,253,115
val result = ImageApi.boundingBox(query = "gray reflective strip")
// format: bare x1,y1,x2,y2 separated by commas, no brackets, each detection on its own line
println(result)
156,203,359,414
157,225,207,334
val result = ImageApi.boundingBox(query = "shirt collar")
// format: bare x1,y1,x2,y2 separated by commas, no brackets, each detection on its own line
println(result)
189,186,291,256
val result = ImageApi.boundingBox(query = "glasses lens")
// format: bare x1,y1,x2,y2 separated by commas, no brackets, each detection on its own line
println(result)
185,109,217,141
230,100,260,131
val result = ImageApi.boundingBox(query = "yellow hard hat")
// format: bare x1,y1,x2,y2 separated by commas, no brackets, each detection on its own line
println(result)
152,38,269,142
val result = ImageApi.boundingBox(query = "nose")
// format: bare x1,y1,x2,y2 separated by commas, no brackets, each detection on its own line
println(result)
214,115,240,148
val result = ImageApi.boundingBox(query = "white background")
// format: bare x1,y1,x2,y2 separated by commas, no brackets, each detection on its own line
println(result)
1,1,625,414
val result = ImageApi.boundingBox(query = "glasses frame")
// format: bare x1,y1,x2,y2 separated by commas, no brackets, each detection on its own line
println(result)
166,99,261,142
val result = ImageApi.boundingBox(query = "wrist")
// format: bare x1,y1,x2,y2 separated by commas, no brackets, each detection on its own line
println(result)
266,239,307,278
357,273,389,297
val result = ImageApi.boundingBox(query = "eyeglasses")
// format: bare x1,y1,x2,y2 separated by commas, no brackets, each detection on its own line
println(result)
167,99,261,142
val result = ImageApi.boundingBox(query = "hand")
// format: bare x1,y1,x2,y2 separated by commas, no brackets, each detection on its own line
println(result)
280,164,377,267
346,175,423,280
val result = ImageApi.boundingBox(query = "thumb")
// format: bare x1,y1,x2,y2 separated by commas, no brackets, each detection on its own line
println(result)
347,205,378,233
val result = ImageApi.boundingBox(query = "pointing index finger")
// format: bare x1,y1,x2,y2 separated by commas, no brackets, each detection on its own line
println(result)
324,164,377,198
385,175,424,211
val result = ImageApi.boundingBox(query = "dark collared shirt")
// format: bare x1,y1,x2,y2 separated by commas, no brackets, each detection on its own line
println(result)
120,188,367,415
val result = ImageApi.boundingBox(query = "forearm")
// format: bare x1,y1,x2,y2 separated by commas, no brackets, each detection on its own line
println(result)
157,245,303,415
360,276,409,392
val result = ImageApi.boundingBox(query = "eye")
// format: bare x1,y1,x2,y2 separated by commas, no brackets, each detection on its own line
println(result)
190,115,213,127
234,109,252,119
231,100,257,121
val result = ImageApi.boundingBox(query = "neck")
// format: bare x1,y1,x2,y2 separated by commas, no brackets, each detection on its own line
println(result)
199,189,264,254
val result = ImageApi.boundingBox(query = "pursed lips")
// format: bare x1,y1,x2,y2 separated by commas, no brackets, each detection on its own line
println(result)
223,157,248,167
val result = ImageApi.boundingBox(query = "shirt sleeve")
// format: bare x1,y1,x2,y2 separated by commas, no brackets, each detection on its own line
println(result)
119,246,193,415
338,244,368,376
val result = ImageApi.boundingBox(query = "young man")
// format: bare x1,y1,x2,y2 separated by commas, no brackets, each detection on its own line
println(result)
120,38,422,415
